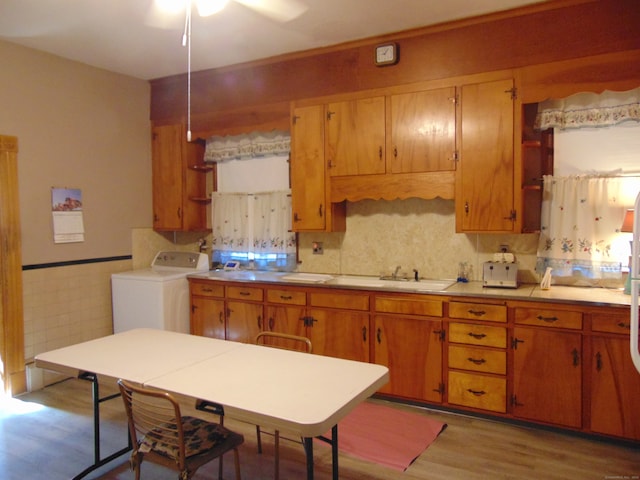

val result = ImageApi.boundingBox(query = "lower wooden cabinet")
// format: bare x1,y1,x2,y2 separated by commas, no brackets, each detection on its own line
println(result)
512,326,582,428
373,314,443,402
189,278,639,442
448,370,506,413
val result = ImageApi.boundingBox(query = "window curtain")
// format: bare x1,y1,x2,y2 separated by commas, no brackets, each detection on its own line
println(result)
535,175,635,287
211,191,296,270
535,87,640,130
204,130,290,163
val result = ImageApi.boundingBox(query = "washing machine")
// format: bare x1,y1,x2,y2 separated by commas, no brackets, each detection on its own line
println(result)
111,251,210,334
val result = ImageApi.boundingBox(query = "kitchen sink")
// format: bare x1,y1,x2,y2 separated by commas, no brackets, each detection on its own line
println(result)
327,275,455,292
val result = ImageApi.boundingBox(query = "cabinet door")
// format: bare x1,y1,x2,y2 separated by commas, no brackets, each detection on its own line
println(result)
326,97,385,176
226,301,263,344
307,308,369,362
374,315,443,402
190,296,225,339
512,327,582,428
591,336,640,440
389,87,456,173
291,104,327,231
265,304,307,338
152,124,184,230
457,78,515,233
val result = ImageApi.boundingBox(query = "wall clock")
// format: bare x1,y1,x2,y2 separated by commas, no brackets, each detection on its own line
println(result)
375,43,399,66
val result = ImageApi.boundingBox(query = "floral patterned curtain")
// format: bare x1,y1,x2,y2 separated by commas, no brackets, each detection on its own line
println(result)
211,191,295,255
204,130,290,163
536,175,636,286
535,87,640,130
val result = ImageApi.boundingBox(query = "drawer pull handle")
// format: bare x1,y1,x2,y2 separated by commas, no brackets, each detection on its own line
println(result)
468,332,487,340
617,321,630,329
202,287,213,293
280,295,293,300
468,309,486,317
467,357,486,365
467,388,486,396
239,291,251,296
536,315,558,323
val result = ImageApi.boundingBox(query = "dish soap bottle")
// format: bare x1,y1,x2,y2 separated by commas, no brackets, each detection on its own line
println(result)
540,267,553,290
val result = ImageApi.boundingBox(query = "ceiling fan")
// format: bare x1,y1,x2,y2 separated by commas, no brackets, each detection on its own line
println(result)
147,0,309,27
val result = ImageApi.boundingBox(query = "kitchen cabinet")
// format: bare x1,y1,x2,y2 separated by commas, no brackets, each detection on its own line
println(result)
265,285,369,362
388,87,456,174
290,104,345,232
326,96,386,176
446,300,508,413
589,311,640,440
456,78,516,233
225,285,264,344
189,280,225,339
512,306,583,428
189,280,263,343
373,295,444,403
189,276,639,443
151,124,209,232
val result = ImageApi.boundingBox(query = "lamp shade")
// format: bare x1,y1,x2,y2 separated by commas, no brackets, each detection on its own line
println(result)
621,209,634,233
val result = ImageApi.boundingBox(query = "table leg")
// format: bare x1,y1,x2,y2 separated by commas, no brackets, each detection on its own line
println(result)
331,425,339,480
303,437,314,479
74,372,130,480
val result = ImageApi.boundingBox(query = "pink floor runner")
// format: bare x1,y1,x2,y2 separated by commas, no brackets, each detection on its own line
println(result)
320,401,447,471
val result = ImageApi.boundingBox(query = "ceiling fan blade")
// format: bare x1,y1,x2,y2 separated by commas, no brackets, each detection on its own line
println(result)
234,0,308,22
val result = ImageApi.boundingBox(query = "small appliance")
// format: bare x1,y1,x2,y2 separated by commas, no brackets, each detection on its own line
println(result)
483,252,518,288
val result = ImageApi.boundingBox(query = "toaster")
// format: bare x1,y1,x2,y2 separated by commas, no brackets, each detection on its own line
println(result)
483,261,518,288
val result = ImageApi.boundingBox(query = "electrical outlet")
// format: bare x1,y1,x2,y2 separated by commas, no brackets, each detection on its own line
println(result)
499,244,509,253
312,242,324,255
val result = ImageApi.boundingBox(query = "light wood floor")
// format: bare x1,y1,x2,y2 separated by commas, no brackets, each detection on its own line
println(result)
1,377,639,480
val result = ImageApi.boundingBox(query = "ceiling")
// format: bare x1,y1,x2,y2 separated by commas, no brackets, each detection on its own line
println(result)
0,0,547,80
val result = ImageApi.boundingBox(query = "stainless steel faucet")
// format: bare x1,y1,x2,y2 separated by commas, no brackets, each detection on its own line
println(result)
393,265,402,279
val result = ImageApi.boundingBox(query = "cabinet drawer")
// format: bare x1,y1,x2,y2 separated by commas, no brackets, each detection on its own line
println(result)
515,307,582,330
591,311,631,334
449,301,506,323
449,322,507,348
448,345,506,374
375,296,443,317
267,288,306,306
190,281,224,298
226,285,263,302
448,371,506,413
309,291,369,311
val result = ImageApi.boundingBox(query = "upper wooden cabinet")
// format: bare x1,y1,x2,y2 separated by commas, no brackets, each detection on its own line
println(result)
151,124,209,232
326,96,386,176
290,104,346,232
456,78,516,233
388,87,456,174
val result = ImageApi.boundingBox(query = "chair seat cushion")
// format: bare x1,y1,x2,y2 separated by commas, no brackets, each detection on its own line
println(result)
140,416,230,459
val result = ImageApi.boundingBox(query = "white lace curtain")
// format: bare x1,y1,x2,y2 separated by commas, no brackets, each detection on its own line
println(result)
536,175,637,286
535,87,640,130
211,191,296,255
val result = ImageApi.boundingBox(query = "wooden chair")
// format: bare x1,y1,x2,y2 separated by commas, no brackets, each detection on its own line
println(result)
254,332,312,480
117,379,244,480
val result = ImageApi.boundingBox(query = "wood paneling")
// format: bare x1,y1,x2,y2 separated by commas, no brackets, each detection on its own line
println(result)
150,0,640,131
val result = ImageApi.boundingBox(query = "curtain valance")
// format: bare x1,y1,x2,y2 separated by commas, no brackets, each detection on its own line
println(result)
204,130,290,163
535,87,640,130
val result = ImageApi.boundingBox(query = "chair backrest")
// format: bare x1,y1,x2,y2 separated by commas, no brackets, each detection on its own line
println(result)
118,379,187,468
255,331,312,353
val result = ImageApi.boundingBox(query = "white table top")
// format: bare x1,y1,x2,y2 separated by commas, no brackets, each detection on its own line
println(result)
35,329,389,438
35,329,242,384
